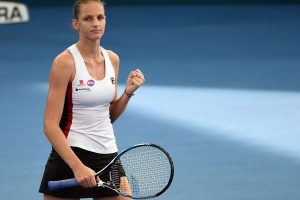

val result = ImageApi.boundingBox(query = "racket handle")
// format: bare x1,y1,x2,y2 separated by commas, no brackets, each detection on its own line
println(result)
48,178,79,191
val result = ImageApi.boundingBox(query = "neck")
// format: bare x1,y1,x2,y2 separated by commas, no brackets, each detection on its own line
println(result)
76,39,101,60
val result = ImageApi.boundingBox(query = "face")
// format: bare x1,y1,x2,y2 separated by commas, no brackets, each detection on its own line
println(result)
72,1,106,41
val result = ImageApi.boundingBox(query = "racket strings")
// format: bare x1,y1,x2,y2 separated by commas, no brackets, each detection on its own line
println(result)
110,160,121,188
111,146,172,198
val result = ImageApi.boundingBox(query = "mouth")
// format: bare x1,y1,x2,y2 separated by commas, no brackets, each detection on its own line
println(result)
91,30,101,33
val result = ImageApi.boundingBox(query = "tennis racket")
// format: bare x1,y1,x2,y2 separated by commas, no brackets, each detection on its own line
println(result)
48,143,174,199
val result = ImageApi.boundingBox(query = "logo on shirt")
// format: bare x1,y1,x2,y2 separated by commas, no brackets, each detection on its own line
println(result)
78,80,85,87
87,79,95,87
75,79,91,92
110,77,115,84
75,87,91,92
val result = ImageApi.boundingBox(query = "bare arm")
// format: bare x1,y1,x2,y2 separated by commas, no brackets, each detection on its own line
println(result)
43,52,97,188
108,50,145,123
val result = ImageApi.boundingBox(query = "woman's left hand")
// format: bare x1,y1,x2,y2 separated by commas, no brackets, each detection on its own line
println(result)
125,68,145,94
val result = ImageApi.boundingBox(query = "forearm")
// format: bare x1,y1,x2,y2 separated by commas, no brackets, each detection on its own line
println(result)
44,124,83,170
109,90,132,123
44,124,98,187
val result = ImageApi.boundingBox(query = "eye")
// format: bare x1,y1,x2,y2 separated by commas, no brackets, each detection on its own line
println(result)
84,16,92,21
97,15,105,21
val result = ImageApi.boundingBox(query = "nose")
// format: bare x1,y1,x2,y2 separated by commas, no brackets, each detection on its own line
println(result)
92,18,100,27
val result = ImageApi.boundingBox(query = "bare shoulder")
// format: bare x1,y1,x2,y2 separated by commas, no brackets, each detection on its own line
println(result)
106,49,120,70
52,49,74,70
51,49,75,81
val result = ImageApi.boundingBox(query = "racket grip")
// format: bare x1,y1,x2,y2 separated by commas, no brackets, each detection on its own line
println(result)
48,178,79,191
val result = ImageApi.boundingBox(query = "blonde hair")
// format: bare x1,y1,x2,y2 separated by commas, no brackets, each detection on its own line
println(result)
73,0,105,19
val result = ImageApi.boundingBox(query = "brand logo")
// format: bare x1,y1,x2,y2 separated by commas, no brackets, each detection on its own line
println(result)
110,77,115,84
87,79,95,87
75,88,91,92
0,2,30,24
78,80,85,87
75,79,91,92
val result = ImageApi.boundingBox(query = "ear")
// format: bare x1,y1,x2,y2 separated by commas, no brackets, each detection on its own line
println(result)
72,19,80,32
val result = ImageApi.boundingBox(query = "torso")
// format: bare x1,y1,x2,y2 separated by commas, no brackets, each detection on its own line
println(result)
59,44,118,154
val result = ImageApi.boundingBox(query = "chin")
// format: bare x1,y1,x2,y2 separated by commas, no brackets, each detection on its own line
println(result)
93,33,104,39
88,35,103,41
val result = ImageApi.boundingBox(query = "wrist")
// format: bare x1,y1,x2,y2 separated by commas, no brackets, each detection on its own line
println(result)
124,89,135,98
68,159,81,170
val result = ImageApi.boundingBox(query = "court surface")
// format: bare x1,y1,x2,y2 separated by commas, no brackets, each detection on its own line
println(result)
0,4,300,199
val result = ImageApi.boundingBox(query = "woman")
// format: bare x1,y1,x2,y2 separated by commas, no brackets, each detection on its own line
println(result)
39,0,145,199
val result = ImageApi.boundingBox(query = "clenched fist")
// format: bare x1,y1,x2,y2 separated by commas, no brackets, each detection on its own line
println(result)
125,69,145,95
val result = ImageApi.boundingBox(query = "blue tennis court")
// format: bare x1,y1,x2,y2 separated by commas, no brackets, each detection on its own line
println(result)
1,2,300,199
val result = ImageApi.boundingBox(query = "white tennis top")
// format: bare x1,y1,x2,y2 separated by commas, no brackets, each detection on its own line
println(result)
59,44,118,154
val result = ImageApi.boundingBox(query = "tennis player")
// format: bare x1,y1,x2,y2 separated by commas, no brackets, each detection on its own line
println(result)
39,0,145,199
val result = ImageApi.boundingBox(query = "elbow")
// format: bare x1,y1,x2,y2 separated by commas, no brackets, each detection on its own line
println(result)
43,118,55,135
43,120,49,135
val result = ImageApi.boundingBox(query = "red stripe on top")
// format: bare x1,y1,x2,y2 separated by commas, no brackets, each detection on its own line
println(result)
63,83,73,138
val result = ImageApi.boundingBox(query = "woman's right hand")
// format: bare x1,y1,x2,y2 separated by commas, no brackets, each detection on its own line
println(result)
73,164,98,188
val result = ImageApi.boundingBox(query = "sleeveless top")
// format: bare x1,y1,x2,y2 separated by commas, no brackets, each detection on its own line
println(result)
59,44,118,154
